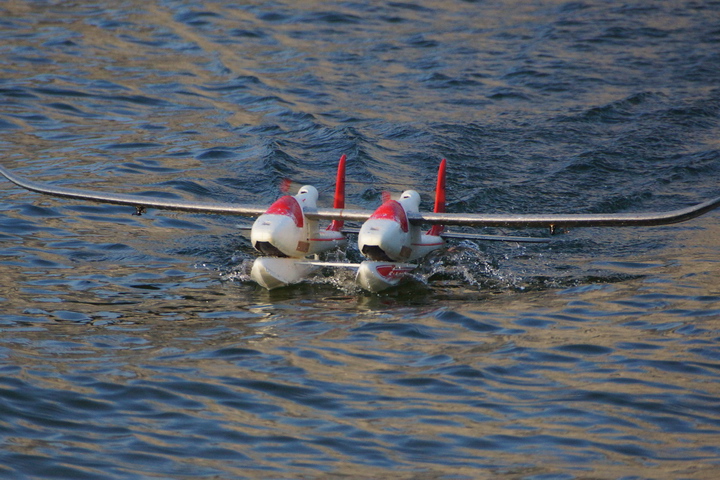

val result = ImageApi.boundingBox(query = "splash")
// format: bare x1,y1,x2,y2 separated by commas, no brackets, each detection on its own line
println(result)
219,240,639,294
220,258,255,284
306,248,364,294
410,241,524,291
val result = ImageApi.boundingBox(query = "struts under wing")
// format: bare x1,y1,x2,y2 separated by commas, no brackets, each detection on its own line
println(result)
290,260,417,292
340,227,552,243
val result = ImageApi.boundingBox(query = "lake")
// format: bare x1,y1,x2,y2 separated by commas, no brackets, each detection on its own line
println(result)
1,1,719,478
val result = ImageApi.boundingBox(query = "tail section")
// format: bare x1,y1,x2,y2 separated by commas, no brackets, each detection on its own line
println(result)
327,154,346,231
428,158,447,237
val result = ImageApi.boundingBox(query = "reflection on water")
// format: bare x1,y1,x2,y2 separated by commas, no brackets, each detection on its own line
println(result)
2,270,719,478
1,0,719,478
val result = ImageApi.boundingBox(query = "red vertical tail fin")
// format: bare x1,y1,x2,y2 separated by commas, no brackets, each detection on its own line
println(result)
327,154,346,231
427,158,446,237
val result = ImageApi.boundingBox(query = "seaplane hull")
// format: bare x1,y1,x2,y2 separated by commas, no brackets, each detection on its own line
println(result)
250,257,318,290
356,261,417,292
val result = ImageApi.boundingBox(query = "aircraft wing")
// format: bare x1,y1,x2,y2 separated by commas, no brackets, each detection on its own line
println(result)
2,164,719,229
309,193,720,229
403,196,720,228
0,164,268,217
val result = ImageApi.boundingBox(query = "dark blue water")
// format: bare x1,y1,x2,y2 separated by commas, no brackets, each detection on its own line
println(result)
1,1,719,478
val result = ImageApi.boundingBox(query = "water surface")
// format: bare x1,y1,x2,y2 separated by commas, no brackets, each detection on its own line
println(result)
1,1,719,478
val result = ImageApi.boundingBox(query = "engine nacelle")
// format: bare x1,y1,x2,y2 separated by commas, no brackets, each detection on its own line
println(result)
358,217,410,261
250,186,318,258
358,190,420,261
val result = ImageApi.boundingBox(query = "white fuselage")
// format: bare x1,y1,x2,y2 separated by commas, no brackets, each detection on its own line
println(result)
248,185,346,289
250,185,346,258
353,189,447,292
358,190,445,263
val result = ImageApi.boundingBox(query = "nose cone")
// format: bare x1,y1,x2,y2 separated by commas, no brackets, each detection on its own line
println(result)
358,218,409,261
358,198,412,261
251,214,301,257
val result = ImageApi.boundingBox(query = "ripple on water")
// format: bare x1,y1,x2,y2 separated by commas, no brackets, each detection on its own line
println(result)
1,0,720,478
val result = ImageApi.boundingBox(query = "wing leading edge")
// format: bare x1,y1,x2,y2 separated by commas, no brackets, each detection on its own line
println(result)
1,164,719,228
0,164,268,217
308,194,720,229
400,195,720,228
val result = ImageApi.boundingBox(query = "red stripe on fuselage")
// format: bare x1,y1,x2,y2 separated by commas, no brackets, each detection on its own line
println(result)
369,200,409,233
265,196,304,227
375,264,414,279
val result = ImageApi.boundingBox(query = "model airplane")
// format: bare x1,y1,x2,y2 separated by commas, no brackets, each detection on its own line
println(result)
2,156,720,292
